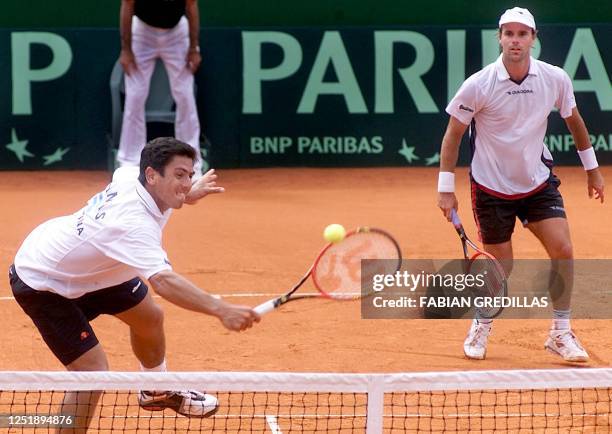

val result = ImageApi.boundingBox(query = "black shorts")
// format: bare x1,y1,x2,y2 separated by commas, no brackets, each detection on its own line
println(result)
9,265,148,366
471,175,566,245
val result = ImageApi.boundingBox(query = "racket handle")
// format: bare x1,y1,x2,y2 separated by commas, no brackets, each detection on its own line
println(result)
450,209,461,227
254,299,277,315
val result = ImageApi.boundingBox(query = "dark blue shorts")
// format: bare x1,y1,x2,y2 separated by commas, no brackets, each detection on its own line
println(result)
9,265,148,366
471,174,566,245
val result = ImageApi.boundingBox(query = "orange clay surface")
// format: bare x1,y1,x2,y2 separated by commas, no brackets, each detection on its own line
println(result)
1,167,611,372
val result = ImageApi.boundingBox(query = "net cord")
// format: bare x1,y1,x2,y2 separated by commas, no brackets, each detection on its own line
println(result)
2,368,612,392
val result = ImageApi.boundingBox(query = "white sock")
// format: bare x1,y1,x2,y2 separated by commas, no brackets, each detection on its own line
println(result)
552,319,570,331
552,309,571,331
140,359,167,372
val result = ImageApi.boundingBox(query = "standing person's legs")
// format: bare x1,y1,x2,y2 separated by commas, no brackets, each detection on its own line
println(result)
159,17,202,173
466,241,514,358
463,185,518,359
521,177,588,362
527,217,587,361
521,175,573,310
526,217,573,310
117,17,159,167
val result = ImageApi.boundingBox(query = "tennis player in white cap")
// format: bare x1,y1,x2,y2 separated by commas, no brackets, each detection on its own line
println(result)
437,7,604,362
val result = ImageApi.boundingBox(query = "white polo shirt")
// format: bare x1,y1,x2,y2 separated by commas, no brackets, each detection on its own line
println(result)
446,55,576,197
14,167,172,298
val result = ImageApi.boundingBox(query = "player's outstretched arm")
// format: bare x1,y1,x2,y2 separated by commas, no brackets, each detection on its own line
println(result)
185,169,225,204
148,270,259,331
564,108,605,203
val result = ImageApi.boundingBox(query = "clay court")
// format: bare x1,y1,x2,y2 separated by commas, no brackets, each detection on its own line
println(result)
1,166,611,373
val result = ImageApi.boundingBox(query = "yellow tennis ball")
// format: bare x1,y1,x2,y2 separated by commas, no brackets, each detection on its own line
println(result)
323,224,346,243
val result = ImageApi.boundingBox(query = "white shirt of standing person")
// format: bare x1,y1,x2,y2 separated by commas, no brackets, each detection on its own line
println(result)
446,55,576,197
15,167,172,298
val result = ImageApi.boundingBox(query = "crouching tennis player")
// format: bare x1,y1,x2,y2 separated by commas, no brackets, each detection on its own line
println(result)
10,137,259,430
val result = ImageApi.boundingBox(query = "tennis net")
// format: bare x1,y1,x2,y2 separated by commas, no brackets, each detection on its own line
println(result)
1,368,611,433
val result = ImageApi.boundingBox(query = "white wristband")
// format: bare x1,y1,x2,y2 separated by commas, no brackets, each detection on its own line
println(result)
437,171,455,193
578,147,599,171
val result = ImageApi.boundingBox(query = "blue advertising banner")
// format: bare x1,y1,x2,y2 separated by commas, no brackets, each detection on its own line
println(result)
0,25,610,169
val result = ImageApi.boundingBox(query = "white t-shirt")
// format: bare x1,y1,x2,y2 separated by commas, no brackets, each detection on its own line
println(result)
14,167,172,298
446,55,576,196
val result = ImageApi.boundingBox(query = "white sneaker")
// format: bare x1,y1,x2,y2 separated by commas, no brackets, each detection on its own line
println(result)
139,390,219,417
545,330,589,362
463,319,492,360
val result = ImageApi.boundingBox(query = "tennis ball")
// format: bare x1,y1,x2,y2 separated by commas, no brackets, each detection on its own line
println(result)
323,224,346,243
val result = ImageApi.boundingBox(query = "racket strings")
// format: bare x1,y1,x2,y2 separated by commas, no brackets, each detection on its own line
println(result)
468,256,507,318
469,255,505,286
313,231,401,299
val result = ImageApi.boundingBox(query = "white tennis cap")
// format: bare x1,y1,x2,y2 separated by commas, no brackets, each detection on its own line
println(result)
499,7,536,31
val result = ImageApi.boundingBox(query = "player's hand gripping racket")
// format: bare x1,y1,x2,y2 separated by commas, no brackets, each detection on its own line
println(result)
450,209,507,319
254,227,402,315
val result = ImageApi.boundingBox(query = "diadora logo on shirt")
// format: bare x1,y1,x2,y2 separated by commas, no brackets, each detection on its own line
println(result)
506,89,534,95
459,104,474,112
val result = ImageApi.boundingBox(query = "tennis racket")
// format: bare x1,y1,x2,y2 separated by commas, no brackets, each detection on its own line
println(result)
254,227,402,315
450,209,507,319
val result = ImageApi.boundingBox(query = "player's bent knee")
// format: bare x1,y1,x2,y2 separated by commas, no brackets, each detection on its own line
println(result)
132,302,164,335
148,303,164,328
552,242,573,260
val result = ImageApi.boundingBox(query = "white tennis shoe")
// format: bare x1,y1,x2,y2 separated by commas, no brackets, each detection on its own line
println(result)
544,329,589,362
139,390,219,417
463,319,492,360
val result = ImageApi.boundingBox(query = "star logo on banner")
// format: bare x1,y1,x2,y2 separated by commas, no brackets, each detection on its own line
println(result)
5,128,34,163
425,152,440,166
43,147,70,166
398,139,419,164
